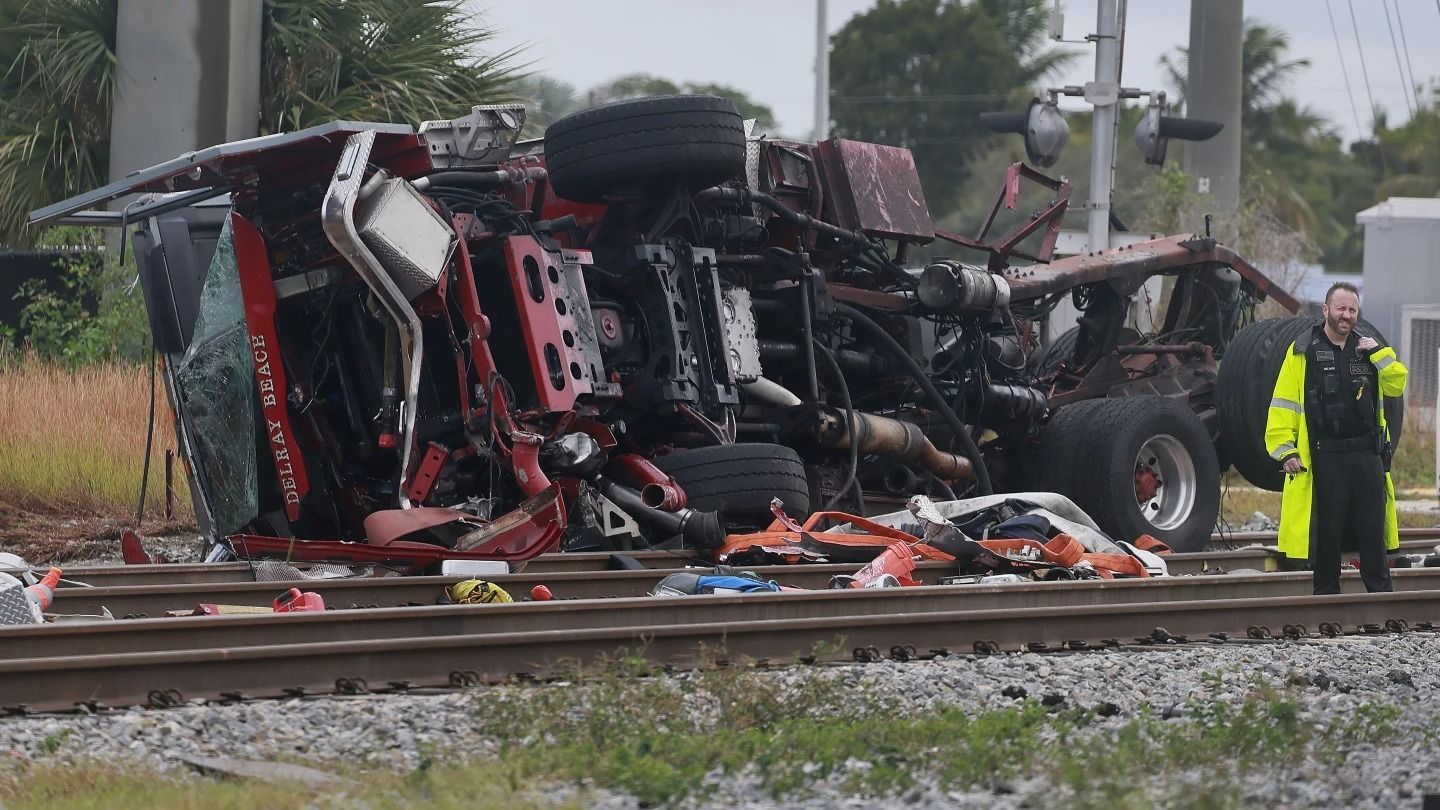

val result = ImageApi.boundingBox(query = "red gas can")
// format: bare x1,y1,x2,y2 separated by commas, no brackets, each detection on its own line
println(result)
272,588,327,613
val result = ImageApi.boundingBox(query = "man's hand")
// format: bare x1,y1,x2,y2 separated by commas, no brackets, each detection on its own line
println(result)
1357,336,1379,353
1282,457,1304,474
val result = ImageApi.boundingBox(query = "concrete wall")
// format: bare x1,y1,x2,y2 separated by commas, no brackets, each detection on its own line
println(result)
1357,200,1440,405
1358,206,1440,348
108,0,263,182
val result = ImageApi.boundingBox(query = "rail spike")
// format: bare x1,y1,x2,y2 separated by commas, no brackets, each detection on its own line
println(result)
446,671,479,688
336,677,370,694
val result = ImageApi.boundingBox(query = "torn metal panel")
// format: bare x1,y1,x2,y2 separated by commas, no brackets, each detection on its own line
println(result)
29,121,418,226
816,139,934,243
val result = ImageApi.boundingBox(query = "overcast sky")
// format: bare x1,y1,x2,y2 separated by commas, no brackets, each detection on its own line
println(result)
476,0,1440,144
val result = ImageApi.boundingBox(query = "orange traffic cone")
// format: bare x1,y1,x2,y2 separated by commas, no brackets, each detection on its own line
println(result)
24,567,60,611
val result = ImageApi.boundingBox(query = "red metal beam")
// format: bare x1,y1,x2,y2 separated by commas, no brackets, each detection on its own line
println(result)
1001,233,1301,312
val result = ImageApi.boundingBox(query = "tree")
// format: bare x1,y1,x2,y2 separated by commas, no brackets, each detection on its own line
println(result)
514,75,582,138
0,0,522,245
1160,21,1314,140
0,0,116,248
1373,99,1440,199
1159,21,1371,270
261,0,521,134
585,73,778,132
828,0,1073,217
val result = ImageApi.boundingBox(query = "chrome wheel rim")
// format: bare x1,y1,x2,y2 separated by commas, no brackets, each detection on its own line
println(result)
1135,434,1196,531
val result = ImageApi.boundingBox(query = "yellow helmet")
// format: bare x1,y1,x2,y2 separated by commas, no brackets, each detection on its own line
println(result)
448,579,513,604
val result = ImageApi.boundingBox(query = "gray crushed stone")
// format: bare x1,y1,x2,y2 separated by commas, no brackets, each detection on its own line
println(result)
1237,510,1279,532
62,533,204,567
4,634,1440,807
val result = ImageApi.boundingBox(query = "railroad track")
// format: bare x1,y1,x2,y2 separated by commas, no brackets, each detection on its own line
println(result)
3,582,1438,712
11,569,1440,661
43,553,1300,614
6,527,1435,714
55,533,1440,591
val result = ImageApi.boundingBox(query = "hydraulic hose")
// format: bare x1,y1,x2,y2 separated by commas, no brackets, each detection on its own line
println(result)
412,166,547,191
693,187,872,247
812,339,863,514
834,303,994,495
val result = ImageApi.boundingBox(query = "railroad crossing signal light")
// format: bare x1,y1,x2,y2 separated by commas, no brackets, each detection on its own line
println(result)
980,99,1070,169
1133,103,1223,166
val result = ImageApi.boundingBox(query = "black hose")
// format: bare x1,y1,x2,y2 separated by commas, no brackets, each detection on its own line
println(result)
812,338,864,514
798,273,820,402
834,303,993,495
694,187,872,248
135,343,157,527
415,170,508,189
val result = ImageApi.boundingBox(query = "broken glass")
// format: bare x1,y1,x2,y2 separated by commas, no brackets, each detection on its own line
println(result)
175,216,259,534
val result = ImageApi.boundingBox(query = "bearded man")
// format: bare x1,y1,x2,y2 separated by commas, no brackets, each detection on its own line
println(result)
1264,282,1408,594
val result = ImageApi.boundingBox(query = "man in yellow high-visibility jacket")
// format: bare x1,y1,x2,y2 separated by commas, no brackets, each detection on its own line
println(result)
1265,282,1407,594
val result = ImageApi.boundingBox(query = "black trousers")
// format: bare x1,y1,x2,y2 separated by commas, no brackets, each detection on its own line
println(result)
1310,447,1392,594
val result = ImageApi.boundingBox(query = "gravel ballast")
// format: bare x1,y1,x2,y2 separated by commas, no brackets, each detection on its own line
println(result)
3,633,1440,807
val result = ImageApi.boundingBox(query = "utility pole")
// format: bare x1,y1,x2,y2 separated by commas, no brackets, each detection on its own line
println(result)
1040,0,1123,342
109,0,262,183
814,0,830,141
1086,0,1122,255
1183,0,1243,217
993,3,1228,341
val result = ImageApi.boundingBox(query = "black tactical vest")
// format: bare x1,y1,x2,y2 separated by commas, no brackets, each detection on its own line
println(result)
1300,325,1377,440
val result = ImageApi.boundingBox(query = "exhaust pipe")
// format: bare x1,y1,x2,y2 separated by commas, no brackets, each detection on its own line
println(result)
608,454,688,511
881,465,919,495
817,408,973,480
595,476,724,549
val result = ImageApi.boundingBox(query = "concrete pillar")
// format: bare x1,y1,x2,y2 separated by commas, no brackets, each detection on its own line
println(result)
108,0,263,181
1183,0,1243,218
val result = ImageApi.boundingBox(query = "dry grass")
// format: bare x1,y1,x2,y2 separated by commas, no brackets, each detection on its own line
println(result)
1392,404,1438,493
1219,481,1439,531
0,354,194,558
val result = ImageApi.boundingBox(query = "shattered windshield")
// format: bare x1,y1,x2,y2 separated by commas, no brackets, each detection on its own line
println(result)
175,216,259,534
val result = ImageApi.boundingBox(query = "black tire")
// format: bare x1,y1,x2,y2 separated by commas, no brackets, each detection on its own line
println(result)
1218,316,1403,492
1033,398,1111,496
544,95,747,203
1032,325,1140,376
654,443,810,527
1044,396,1221,552
1217,318,1298,491
1033,326,1080,375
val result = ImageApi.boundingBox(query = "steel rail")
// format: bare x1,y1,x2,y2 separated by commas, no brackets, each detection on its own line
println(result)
43,545,1292,589
42,558,1256,612
2,589,1437,712
55,532,1440,588
61,547,1255,588
10,569,1440,663
51,546,1440,615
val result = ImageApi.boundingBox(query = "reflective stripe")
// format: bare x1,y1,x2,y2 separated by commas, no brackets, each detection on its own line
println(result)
1270,442,1297,460
1269,397,1303,414
1374,354,1396,370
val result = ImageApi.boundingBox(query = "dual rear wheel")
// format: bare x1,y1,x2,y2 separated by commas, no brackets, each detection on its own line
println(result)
1039,396,1220,552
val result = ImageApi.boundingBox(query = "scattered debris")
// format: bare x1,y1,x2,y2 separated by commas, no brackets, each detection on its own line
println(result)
447,580,513,604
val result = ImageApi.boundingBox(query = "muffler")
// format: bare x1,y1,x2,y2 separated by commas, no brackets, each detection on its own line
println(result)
816,408,973,480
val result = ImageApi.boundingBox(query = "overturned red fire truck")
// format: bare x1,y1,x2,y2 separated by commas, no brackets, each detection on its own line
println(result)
34,95,1344,559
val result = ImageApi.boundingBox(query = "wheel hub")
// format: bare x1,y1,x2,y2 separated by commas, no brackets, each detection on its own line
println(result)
1134,465,1161,503
1133,434,1197,532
